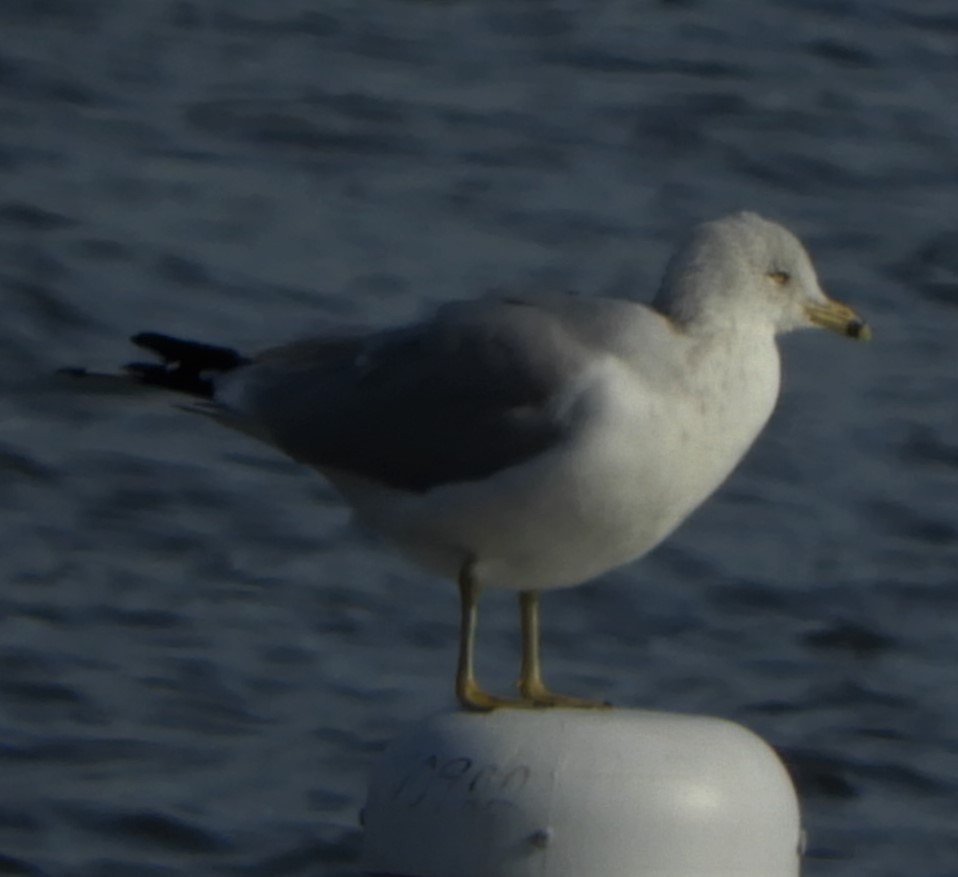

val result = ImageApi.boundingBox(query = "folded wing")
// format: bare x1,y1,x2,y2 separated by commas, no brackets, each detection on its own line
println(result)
217,298,597,493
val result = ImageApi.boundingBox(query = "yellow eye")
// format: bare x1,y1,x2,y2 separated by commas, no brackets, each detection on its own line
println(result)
768,271,790,285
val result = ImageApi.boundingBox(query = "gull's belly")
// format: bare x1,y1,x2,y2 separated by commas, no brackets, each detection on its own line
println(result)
338,442,670,591
458,393,759,589
466,442,687,590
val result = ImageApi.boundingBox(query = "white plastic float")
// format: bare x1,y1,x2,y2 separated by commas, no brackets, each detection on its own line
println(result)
362,709,802,877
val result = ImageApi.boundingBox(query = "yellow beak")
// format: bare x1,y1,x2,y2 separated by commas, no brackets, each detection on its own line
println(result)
805,297,871,341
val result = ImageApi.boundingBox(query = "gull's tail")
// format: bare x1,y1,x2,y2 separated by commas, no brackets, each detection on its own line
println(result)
61,332,250,398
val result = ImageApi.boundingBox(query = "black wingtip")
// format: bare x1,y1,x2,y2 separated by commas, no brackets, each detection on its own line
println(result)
130,332,249,371
125,332,250,398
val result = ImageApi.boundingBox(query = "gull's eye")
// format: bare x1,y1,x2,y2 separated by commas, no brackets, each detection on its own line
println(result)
768,270,790,285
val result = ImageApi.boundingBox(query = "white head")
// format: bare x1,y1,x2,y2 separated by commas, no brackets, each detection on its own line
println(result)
654,212,870,340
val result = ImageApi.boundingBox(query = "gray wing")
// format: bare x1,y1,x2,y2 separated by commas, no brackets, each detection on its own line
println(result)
217,297,599,493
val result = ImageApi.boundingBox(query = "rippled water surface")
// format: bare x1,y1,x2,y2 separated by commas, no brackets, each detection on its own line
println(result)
2,2,956,875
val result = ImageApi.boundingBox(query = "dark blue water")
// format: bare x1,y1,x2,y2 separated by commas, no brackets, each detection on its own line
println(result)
1,1,956,875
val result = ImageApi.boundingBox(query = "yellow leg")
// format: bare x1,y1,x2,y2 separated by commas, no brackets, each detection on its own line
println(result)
517,590,611,709
455,564,526,711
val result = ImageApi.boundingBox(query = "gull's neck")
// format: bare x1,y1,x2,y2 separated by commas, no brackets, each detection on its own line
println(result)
654,292,779,340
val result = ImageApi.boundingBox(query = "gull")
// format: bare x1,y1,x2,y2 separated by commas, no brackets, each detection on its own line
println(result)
68,212,870,710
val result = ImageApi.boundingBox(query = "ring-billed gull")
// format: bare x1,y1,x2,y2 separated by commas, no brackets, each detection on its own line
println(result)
69,212,870,710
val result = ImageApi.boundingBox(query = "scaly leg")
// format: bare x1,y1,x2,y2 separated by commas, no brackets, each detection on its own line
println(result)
455,564,525,710
517,590,611,709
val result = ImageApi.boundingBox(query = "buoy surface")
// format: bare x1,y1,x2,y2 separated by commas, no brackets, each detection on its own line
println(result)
362,709,801,877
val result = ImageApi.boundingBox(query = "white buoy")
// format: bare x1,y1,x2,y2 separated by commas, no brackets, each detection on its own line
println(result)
362,709,802,877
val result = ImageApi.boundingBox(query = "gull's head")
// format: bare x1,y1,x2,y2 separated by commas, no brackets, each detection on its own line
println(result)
656,212,870,340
